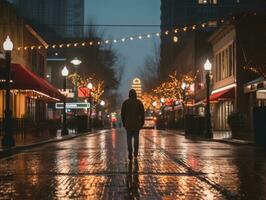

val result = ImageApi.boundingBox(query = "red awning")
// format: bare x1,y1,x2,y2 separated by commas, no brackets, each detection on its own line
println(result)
9,64,64,101
209,87,235,102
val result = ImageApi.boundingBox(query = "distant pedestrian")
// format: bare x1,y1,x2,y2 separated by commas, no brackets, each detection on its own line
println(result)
121,89,145,160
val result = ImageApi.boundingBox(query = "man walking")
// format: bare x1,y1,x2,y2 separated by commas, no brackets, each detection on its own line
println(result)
121,89,145,160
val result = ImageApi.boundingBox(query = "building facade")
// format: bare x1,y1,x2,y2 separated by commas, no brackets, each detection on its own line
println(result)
131,78,142,98
160,0,266,80
195,14,265,134
11,0,85,39
0,1,62,121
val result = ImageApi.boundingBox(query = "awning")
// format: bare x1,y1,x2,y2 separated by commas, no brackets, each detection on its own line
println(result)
0,64,64,102
195,87,235,106
210,87,235,102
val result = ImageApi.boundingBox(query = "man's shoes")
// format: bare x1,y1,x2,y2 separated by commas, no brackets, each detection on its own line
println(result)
128,154,133,160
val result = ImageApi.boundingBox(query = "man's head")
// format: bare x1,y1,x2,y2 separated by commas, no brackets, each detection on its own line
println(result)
129,89,137,99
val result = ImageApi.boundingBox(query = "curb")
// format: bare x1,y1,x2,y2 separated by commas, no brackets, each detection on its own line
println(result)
0,129,110,159
165,130,253,145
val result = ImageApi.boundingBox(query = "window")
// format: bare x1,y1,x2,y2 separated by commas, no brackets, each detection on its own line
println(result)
215,42,235,82
198,0,217,4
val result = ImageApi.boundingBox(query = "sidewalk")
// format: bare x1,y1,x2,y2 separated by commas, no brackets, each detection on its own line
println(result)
168,129,253,145
0,129,108,158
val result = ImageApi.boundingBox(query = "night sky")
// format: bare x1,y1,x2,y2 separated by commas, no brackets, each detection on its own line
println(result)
85,0,161,98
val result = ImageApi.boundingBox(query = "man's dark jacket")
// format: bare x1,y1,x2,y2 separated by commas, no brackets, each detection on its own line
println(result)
121,93,145,131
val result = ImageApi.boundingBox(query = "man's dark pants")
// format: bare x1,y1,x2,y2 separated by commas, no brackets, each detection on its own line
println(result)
126,130,140,157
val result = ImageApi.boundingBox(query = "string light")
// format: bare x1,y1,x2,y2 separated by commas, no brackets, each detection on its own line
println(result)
183,27,188,31
173,36,178,43
15,16,238,51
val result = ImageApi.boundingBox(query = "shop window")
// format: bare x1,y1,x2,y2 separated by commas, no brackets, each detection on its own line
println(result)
198,0,217,4
215,42,235,82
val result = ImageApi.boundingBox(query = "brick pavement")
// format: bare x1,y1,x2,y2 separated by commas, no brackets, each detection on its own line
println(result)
0,129,266,199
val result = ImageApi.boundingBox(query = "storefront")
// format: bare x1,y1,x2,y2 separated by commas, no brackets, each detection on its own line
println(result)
0,63,64,121
244,77,266,129
194,85,235,131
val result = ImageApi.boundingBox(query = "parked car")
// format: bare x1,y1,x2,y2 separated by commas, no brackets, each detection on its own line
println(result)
143,116,156,129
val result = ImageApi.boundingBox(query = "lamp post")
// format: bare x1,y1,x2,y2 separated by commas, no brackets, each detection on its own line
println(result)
1,36,15,148
181,82,187,116
204,59,213,138
99,100,105,128
61,66,69,135
152,101,157,118
100,100,105,107
87,82,93,132
70,57,82,99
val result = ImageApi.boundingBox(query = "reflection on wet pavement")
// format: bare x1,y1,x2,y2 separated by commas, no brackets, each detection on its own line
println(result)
0,128,266,199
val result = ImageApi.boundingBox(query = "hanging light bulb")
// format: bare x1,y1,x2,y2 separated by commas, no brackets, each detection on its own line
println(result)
173,36,178,43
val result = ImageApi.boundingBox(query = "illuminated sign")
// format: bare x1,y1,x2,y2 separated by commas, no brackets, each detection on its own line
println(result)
55,102,90,109
78,87,90,97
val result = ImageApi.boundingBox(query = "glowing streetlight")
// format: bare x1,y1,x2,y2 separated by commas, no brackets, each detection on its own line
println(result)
204,59,213,138
100,100,105,106
87,82,93,90
70,57,81,99
2,36,15,147
87,82,93,132
61,66,69,77
181,82,187,90
3,36,13,51
61,66,69,135
70,57,82,66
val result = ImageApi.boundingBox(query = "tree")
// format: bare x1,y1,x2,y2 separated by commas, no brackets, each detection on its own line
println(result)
138,42,160,92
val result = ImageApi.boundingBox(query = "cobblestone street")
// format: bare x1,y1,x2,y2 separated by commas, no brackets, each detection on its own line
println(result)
1,129,266,199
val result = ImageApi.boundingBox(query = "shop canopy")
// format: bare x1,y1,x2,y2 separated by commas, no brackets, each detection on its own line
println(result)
195,87,235,106
0,64,64,102
209,87,235,102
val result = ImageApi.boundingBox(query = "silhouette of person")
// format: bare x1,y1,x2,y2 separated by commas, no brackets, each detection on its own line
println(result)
121,89,145,160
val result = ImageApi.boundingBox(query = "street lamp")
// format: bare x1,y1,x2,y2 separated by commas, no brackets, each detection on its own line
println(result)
181,82,186,90
87,82,93,132
204,59,213,138
70,57,82,99
100,100,105,107
181,81,187,117
1,36,15,148
61,66,69,135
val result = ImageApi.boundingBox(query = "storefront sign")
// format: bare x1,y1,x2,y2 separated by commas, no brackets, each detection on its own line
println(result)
256,91,266,99
55,102,90,109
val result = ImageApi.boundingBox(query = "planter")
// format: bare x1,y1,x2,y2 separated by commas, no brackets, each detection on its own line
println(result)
227,112,247,139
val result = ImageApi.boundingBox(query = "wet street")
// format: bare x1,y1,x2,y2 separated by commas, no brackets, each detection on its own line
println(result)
0,129,266,200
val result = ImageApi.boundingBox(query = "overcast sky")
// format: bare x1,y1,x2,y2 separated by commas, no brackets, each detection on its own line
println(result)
85,0,161,99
